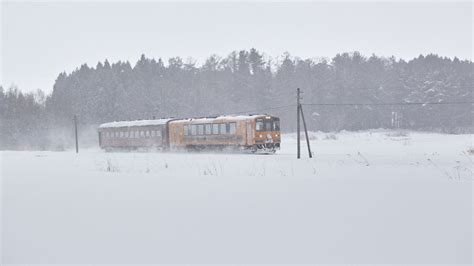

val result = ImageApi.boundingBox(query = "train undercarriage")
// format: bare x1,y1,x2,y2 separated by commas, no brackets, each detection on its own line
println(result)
175,143,280,154
249,143,280,154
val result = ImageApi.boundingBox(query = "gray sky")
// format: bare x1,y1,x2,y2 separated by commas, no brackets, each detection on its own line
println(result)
1,1,472,93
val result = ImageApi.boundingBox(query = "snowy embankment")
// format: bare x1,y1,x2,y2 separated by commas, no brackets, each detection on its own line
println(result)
1,130,472,264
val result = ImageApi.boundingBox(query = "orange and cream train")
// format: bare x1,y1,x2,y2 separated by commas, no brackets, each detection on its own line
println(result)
98,114,281,153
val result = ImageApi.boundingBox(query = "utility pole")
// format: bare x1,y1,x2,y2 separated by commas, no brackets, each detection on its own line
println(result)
299,104,313,158
74,115,79,153
297,88,301,159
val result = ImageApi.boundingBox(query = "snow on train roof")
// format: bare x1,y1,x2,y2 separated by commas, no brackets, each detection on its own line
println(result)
99,115,275,128
171,114,269,124
99,119,172,128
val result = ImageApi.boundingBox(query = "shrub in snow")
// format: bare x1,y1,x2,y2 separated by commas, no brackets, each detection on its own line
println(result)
324,133,338,140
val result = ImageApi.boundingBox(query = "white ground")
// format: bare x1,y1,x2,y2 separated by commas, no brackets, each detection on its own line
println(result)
1,131,473,264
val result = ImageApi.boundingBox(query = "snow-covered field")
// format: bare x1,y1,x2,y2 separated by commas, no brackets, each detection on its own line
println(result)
1,131,472,264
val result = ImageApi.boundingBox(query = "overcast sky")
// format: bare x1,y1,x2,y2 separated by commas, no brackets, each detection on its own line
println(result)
1,1,472,93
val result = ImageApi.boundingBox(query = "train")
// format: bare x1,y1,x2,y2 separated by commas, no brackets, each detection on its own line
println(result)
98,114,281,153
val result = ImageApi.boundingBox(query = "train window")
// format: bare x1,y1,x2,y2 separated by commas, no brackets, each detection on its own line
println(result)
135,131,139,138
151,130,156,137
146,131,150,137
140,131,145,138
190,125,196,135
183,125,188,136
105,132,109,138
212,124,219,134
157,129,162,137
205,124,211,135
265,121,272,131
124,131,129,138
219,123,226,134
274,120,280,130
198,124,204,135
256,119,264,131
229,122,236,134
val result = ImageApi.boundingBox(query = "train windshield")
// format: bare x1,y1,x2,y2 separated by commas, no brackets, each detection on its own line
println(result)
273,119,280,130
256,119,264,131
256,118,280,132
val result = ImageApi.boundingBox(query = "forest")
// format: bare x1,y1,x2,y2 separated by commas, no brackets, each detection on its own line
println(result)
1,49,472,150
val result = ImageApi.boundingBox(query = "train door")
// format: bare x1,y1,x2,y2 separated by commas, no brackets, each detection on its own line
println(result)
246,122,253,146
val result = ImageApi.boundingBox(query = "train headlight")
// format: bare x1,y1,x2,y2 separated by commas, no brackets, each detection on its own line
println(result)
276,134,279,137
259,134,262,138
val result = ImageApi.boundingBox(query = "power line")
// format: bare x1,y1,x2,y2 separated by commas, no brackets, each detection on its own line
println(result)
226,104,294,115
302,101,474,107
169,101,472,120
172,104,294,119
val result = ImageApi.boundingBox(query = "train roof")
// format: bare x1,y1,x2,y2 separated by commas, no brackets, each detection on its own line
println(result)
170,114,275,124
99,118,172,129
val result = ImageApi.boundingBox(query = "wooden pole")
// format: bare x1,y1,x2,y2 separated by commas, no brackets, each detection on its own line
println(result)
299,104,313,158
297,88,301,159
74,115,79,153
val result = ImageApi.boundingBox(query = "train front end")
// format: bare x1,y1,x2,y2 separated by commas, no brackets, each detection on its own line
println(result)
253,115,281,153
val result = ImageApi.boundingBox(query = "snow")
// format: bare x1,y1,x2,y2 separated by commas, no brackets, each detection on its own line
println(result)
172,114,270,124
98,119,172,129
1,130,472,264
98,115,270,129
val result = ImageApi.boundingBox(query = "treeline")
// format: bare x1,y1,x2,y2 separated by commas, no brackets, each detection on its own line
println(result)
1,49,472,150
